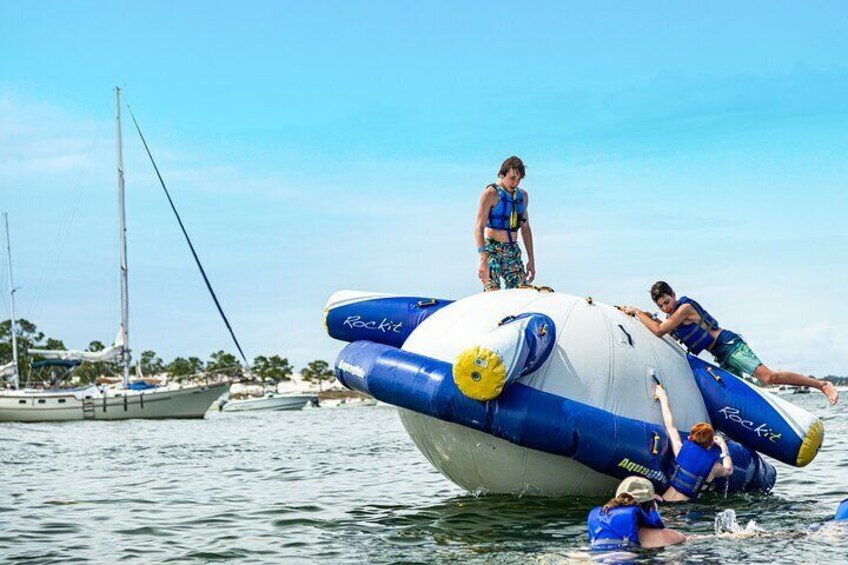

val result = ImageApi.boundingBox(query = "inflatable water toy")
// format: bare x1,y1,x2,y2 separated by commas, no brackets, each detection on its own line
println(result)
324,288,824,496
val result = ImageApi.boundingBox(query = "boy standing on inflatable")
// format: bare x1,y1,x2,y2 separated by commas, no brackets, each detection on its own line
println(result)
587,476,687,550
654,384,733,501
623,281,838,405
474,156,536,291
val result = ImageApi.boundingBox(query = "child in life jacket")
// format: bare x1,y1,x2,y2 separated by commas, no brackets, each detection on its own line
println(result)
473,156,536,291
587,476,686,551
623,281,838,405
653,383,734,501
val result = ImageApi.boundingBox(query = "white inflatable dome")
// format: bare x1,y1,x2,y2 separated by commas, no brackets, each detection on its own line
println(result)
399,289,710,496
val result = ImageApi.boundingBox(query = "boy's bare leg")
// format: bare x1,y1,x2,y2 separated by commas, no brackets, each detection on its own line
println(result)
753,365,838,405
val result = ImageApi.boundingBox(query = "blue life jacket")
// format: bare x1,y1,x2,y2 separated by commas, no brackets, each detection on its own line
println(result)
670,296,720,355
486,184,526,242
668,439,722,499
587,505,665,550
835,498,848,521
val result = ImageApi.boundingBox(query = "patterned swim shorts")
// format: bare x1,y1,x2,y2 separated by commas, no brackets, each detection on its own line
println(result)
484,237,526,291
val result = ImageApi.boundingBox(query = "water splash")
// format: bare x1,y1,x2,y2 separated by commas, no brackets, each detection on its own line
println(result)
714,509,765,536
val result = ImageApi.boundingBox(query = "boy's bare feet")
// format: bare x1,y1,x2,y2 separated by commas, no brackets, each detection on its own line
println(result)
821,381,839,405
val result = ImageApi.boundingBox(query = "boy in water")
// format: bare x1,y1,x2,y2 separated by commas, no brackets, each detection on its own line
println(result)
474,156,536,290
654,384,733,501
623,281,838,405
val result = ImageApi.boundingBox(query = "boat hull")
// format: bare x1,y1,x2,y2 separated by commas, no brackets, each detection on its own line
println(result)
0,383,229,422
221,394,311,412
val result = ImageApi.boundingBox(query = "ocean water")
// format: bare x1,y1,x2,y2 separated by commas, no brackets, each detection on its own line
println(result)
1,393,845,564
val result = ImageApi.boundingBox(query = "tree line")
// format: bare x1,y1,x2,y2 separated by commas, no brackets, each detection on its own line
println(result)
0,319,335,387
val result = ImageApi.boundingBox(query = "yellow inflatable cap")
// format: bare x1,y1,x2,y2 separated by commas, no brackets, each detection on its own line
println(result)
796,419,824,467
453,346,507,401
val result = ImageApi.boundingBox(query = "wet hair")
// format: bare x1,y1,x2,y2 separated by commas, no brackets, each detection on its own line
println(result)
498,156,526,178
601,493,655,514
650,281,674,303
689,422,715,448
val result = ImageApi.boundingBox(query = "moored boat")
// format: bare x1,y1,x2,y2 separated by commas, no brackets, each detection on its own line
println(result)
0,89,237,422
0,382,229,422
221,391,312,412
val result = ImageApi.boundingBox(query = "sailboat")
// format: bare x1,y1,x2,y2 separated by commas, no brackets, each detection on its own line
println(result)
0,88,229,422
0,213,21,392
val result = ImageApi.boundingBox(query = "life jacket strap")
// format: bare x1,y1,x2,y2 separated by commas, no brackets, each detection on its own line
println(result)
591,537,631,548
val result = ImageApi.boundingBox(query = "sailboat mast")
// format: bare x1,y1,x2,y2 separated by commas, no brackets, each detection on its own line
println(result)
115,87,130,387
3,213,19,390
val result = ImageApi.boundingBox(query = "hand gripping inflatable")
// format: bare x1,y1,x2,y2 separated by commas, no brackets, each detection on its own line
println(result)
326,289,822,495
453,312,556,401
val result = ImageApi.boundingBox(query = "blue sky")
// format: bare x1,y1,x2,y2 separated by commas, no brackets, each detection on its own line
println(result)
1,1,847,375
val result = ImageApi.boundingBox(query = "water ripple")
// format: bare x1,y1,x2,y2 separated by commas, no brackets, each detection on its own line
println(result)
0,397,845,563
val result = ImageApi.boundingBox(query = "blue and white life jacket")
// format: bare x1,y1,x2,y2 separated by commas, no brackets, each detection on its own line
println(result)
668,439,722,499
670,296,720,355
587,505,665,550
486,184,526,242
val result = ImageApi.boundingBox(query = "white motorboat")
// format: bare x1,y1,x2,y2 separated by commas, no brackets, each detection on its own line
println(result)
221,392,313,412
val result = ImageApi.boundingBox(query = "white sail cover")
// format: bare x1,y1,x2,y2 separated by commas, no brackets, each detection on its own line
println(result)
28,327,125,363
0,360,17,378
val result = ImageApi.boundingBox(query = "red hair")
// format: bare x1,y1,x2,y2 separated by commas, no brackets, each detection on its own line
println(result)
689,422,715,448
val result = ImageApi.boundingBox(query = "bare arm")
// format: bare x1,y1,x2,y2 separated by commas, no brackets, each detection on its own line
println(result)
654,385,683,456
474,187,496,249
708,435,733,479
475,188,497,285
624,304,695,338
519,190,535,283
638,527,687,548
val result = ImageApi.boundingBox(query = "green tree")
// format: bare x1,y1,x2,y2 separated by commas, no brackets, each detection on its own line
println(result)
73,340,119,384
167,357,194,378
44,338,66,350
187,356,204,375
300,359,335,392
253,355,293,382
2,319,69,386
207,350,242,378
140,350,165,375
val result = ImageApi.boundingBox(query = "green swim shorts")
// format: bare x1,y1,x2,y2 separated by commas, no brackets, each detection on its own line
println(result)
712,330,763,377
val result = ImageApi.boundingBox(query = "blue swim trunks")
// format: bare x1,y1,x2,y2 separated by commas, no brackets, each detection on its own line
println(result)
709,330,763,377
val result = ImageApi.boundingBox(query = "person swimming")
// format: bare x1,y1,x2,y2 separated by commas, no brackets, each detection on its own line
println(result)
587,476,687,551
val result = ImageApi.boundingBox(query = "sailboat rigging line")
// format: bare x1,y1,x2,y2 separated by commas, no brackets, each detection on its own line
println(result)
126,107,250,368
